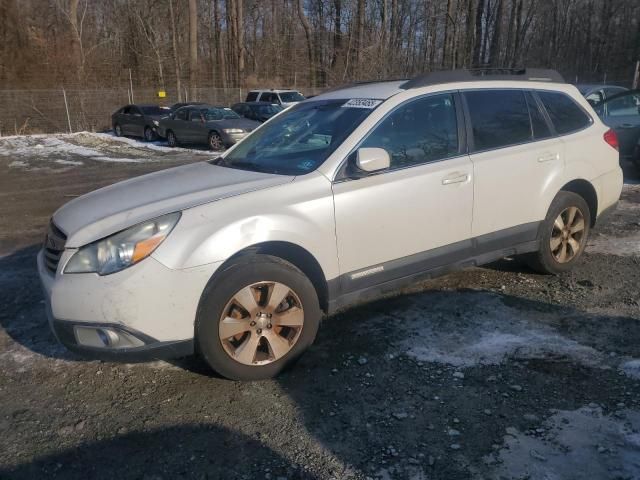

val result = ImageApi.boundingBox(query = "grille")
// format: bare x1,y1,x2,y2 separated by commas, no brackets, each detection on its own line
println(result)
43,221,67,274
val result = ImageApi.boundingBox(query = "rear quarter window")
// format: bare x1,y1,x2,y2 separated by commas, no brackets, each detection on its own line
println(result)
246,92,259,102
537,91,592,135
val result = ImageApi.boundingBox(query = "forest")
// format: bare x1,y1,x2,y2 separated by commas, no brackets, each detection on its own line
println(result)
1,0,639,94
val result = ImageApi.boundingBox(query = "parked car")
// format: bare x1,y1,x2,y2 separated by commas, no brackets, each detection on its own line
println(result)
39,69,622,380
245,89,305,107
594,90,640,171
170,101,205,112
158,104,260,150
231,101,284,122
577,84,627,108
111,104,171,141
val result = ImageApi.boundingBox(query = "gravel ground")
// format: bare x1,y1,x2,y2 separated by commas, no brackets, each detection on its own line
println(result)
1,133,639,480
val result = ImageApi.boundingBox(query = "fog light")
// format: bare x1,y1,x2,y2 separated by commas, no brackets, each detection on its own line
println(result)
97,328,120,347
74,326,144,349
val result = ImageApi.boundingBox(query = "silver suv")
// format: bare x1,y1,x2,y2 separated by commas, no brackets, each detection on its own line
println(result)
39,69,622,380
245,89,305,107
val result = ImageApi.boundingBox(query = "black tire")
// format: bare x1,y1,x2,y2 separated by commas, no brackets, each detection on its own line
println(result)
208,131,224,151
114,124,122,137
166,130,177,147
526,191,591,274
143,126,156,142
196,254,321,381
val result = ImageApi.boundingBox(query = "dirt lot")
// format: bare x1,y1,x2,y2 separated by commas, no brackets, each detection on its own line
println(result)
1,133,640,480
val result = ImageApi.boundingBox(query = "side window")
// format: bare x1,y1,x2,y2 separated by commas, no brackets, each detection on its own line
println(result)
122,106,131,115
263,93,278,103
538,91,591,134
585,91,604,108
360,93,459,169
525,91,552,140
189,109,202,122
246,92,259,102
464,89,532,151
130,106,142,116
604,87,626,99
175,108,188,121
606,93,640,118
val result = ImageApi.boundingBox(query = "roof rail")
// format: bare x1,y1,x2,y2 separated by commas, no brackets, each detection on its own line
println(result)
319,78,409,95
401,68,565,89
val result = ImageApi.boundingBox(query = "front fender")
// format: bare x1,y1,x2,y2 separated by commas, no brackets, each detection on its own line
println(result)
152,171,340,281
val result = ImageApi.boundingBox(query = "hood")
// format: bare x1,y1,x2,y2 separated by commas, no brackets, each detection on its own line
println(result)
53,162,293,247
206,118,260,131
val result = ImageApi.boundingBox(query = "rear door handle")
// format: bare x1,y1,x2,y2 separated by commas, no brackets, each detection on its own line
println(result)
537,152,559,163
442,173,469,185
619,123,636,129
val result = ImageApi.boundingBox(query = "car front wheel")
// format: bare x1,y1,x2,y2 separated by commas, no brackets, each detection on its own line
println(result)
526,191,590,274
208,131,224,151
196,255,321,380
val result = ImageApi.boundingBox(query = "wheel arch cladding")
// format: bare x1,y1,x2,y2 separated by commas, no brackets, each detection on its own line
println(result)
202,241,329,314
560,179,598,226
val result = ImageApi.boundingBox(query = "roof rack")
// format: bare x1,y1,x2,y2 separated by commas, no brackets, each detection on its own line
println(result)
401,68,565,89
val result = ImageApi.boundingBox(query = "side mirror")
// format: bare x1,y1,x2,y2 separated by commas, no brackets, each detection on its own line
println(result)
355,147,390,173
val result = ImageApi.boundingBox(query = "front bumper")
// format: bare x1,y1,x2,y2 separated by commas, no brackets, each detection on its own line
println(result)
220,131,249,147
38,250,220,361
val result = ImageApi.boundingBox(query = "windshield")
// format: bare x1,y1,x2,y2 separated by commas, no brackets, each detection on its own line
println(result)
215,99,377,175
279,91,305,102
256,104,283,116
141,106,171,115
202,107,241,121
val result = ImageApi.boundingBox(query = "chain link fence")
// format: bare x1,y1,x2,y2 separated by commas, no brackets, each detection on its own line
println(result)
0,86,325,136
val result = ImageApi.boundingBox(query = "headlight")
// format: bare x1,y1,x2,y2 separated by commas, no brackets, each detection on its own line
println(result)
153,120,160,126
223,128,244,134
64,212,180,275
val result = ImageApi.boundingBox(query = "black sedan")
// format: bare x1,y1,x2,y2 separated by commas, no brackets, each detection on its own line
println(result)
595,90,640,171
111,104,171,141
231,101,284,123
158,105,260,150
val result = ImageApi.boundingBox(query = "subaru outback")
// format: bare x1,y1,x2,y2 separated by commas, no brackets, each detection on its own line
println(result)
39,69,622,380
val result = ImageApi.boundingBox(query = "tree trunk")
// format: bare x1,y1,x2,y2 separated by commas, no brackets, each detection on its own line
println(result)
188,0,197,99
236,0,244,86
168,0,182,101
297,0,315,86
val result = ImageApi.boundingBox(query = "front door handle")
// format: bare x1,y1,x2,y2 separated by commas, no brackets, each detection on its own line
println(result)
442,173,469,185
537,152,559,163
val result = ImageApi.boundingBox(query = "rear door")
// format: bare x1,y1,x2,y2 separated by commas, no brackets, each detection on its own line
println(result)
128,105,145,137
187,108,208,144
600,91,640,157
172,107,190,142
464,89,564,241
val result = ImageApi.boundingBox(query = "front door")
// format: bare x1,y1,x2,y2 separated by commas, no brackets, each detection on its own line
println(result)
332,93,473,291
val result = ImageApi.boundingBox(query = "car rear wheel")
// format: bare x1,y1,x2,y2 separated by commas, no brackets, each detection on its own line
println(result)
526,191,590,274
166,130,177,147
144,126,155,142
196,254,321,380
114,124,122,137
208,131,224,151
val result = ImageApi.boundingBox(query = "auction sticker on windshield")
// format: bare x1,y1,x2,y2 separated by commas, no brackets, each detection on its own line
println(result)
342,98,382,109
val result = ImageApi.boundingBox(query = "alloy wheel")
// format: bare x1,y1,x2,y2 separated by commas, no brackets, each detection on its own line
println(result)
167,131,176,147
209,133,223,151
550,206,586,263
144,127,154,141
218,281,304,366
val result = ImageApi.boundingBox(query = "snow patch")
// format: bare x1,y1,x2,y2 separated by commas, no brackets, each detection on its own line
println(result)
485,405,640,480
621,359,640,380
392,292,604,367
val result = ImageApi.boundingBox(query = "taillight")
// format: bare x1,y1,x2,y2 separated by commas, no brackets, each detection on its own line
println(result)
603,129,619,151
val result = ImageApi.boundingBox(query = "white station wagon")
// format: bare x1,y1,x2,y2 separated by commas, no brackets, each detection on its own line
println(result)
39,69,622,380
